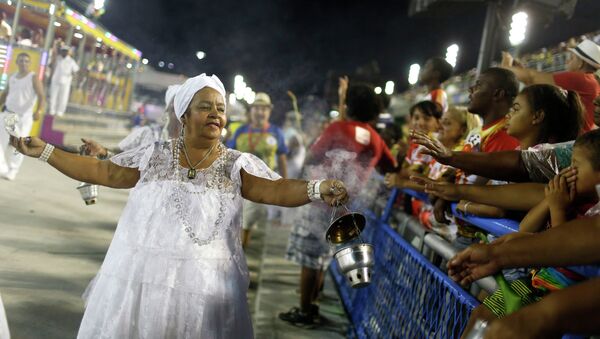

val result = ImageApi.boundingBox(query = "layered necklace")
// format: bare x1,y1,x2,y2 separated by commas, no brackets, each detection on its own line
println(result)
180,138,218,179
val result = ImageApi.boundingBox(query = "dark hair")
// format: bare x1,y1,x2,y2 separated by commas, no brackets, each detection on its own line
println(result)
346,83,382,122
410,100,442,120
20,28,32,39
574,129,600,170
481,67,519,103
16,52,30,60
429,57,453,83
519,84,584,143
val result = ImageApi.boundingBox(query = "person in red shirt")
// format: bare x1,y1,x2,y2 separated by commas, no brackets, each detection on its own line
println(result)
501,39,600,131
280,83,395,325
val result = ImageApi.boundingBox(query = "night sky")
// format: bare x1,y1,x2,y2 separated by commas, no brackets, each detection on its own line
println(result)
68,0,600,109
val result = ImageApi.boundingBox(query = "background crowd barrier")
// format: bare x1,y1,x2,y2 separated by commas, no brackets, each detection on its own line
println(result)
330,186,597,338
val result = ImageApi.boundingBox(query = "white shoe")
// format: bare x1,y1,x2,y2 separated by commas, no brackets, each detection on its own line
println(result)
1,170,17,181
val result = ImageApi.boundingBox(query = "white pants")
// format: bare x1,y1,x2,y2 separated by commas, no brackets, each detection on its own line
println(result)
49,82,71,116
0,112,33,175
0,294,9,339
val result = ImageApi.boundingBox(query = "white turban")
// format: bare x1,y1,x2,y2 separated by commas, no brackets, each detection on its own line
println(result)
165,84,180,106
174,73,226,122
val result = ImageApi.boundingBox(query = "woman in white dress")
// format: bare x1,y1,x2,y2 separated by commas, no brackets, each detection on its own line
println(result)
10,74,348,339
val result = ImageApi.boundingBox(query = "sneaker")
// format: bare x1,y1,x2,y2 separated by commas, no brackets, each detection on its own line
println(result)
278,307,314,326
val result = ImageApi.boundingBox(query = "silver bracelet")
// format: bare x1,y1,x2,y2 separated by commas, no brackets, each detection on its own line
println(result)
463,201,472,215
307,180,325,202
39,143,55,162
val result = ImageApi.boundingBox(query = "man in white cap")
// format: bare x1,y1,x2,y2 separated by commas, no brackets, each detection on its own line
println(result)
49,45,79,117
501,39,600,131
227,92,288,249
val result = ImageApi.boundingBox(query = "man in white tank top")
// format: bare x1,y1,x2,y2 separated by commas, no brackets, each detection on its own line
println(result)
0,52,45,180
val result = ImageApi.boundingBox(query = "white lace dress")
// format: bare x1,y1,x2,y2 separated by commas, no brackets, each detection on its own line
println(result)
77,141,280,339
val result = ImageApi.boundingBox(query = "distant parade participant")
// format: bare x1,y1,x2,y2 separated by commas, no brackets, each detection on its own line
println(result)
49,46,79,117
0,52,45,180
9,73,348,338
227,92,289,249
81,84,181,158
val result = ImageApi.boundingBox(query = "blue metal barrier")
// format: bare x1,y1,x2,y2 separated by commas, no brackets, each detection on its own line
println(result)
331,219,478,338
451,203,519,236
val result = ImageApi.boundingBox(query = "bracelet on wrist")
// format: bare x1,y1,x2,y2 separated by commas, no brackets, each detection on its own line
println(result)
307,180,325,202
39,143,55,162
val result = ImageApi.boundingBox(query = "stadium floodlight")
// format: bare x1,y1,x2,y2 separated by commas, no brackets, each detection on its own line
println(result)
229,93,237,105
234,75,246,100
445,44,459,67
384,81,395,95
196,51,206,60
509,11,528,46
94,0,105,10
374,86,382,94
243,87,256,104
408,64,420,85
141,58,149,65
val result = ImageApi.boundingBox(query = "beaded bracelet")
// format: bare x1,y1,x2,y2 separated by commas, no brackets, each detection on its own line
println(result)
307,179,325,202
39,143,55,162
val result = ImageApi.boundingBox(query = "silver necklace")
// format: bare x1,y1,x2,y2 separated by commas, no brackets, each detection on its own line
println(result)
181,139,218,179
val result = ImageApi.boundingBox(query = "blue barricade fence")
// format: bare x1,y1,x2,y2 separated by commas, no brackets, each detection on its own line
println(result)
331,192,478,338
331,187,599,338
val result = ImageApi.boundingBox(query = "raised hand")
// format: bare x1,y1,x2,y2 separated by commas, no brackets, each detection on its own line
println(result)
320,179,349,207
410,130,452,164
338,76,349,100
501,51,515,68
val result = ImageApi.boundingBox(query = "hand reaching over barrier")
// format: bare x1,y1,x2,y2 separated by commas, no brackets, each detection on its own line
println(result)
410,175,460,201
410,130,453,164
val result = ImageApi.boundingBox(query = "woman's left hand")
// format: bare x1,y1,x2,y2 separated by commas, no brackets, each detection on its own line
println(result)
320,179,349,207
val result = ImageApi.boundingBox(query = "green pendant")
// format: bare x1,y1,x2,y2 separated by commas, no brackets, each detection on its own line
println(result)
187,168,197,179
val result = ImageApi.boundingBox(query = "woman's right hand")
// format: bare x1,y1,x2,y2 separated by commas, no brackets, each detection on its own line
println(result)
9,136,46,158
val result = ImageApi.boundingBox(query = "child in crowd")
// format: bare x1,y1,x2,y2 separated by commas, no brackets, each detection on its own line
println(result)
417,106,481,239
385,101,442,187
464,129,600,334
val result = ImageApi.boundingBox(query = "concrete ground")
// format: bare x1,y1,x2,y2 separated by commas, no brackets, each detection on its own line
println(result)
0,157,348,338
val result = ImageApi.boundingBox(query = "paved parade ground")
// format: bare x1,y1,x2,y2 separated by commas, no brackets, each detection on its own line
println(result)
0,157,347,338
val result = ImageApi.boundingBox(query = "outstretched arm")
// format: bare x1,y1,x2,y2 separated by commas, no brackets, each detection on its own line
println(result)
11,136,139,188
240,170,348,207
447,216,600,285
410,131,530,182
500,51,555,86
412,176,545,211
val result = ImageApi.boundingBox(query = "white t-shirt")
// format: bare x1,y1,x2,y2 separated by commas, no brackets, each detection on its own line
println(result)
52,55,80,85
6,72,36,116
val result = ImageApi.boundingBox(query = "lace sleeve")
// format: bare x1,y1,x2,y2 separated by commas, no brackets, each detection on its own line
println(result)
230,152,281,186
118,126,155,152
110,142,155,171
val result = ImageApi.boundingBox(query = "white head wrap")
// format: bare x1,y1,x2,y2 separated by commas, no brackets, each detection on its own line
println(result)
174,73,226,122
165,84,181,106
